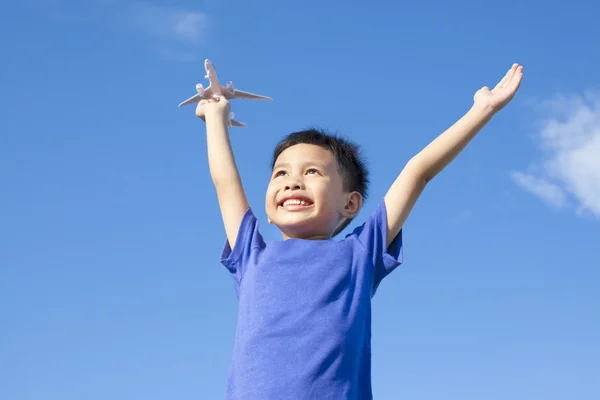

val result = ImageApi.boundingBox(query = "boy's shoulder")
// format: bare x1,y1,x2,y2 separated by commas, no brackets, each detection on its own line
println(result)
224,198,400,254
222,198,402,287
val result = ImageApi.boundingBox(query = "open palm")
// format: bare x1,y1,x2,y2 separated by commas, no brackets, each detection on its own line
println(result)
474,63,524,111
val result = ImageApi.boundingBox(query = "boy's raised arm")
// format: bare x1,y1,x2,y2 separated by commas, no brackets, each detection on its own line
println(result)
197,97,249,249
383,64,524,247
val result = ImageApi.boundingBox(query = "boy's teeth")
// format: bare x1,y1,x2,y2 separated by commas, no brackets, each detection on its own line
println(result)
283,199,308,206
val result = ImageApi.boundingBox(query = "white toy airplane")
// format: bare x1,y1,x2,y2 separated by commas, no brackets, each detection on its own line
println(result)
178,59,272,127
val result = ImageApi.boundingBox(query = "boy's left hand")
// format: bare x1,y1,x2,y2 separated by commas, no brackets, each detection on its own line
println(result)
474,63,524,112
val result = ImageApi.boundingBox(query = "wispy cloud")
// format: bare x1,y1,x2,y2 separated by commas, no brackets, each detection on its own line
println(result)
511,92,600,219
510,171,568,208
29,0,210,60
125,2,209,45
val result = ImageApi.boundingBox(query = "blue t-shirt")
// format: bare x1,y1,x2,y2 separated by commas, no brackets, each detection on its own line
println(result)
220,199,403,399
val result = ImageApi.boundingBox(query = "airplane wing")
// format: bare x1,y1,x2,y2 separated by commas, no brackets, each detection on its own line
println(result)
178,93,201,107
178,86,213,107
231,89,272,100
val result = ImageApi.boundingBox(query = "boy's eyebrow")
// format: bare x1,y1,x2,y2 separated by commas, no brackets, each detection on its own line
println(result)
272,162,290,170
272,161,329,171
272,161,327,172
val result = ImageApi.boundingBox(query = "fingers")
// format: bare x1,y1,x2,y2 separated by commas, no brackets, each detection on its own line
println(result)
196,95,229,122
199,96,228,104
198,97,219,106
503,63,523,92
214,95,229,105
494,64,514,90
493,63,523,91
493,75,508,90
505,63,519,86
509,65,524,92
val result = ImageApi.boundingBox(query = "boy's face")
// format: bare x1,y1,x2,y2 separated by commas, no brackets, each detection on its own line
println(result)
265,143,361,240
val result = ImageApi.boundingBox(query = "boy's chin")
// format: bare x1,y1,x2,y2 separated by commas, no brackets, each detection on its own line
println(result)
272,219,334,240
270,209,313,225
273,221,313,234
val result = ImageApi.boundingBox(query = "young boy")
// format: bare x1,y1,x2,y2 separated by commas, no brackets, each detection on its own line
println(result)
195,63,524,399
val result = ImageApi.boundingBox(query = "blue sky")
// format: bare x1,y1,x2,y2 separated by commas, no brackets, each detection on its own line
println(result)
2,0,599,398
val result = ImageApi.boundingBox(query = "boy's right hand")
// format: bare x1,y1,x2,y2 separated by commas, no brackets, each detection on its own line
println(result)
196,96,231,125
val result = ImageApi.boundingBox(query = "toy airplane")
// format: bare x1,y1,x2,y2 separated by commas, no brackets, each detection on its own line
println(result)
178,59,272,127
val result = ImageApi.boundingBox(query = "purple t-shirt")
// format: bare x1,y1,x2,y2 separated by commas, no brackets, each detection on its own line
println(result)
220,199,403,399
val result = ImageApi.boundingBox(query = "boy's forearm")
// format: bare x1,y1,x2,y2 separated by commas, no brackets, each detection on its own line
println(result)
204,113,249,248
408,103,496,183
205,115,243,187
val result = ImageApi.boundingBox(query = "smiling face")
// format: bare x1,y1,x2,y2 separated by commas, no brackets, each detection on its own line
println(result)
265,143,362,240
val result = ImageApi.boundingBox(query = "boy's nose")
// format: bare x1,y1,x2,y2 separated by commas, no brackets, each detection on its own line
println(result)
284,177,304,191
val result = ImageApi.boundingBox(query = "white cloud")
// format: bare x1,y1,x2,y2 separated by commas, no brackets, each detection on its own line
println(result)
511,92,600,219
126,2,209,45
30,0,210,60
510,171,568,209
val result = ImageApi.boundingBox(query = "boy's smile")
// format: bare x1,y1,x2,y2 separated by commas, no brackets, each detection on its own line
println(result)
278,194,314,211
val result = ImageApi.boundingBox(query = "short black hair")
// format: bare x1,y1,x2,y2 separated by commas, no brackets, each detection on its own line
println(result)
270,127,369,236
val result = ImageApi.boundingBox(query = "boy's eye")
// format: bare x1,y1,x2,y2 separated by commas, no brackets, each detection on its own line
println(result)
274,170,287,177
306,168,319,175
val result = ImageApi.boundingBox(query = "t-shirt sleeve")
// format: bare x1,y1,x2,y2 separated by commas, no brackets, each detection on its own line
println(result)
220,208,265,297
348,199,403,293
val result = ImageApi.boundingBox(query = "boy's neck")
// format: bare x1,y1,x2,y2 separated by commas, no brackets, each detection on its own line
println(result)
281,232,332,241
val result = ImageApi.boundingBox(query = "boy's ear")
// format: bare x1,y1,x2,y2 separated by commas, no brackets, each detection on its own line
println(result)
341,192,362,219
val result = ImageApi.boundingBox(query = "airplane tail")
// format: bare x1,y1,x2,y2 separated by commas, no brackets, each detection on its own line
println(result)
228,112,246,127
230,119,247,127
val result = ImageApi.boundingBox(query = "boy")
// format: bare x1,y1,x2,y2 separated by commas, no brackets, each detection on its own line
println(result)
195,63,524,399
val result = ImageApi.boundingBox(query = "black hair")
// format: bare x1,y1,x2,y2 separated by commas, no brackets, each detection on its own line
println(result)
270,127,369,236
